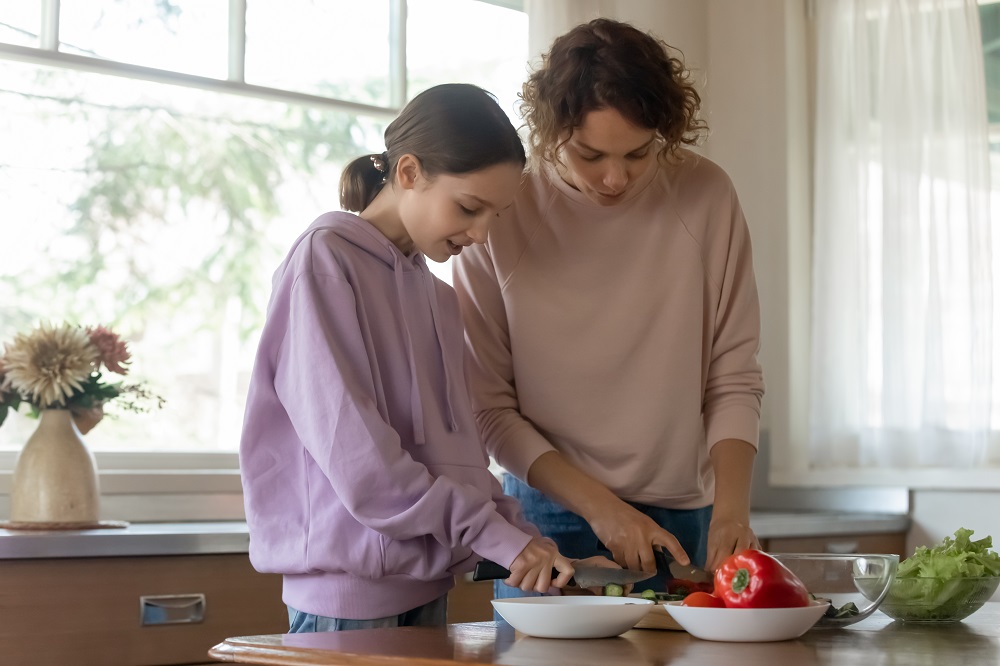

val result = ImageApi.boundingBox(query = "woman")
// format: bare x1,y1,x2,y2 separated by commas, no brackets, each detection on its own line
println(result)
453,19,765,597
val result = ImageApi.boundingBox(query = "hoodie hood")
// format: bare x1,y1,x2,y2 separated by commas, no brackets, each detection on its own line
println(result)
302,212,457,444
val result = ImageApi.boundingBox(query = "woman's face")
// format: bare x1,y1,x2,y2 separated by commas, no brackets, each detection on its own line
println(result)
556,107,659,206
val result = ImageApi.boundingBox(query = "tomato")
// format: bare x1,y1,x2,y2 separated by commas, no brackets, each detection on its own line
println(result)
714,549,810,609
681,591,725,608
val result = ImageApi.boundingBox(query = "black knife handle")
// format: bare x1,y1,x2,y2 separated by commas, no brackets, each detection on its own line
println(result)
472,559,513,581
472,559,567,583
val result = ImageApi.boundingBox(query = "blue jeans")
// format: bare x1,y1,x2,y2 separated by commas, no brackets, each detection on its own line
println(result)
495,473,712,604
287,594,448,632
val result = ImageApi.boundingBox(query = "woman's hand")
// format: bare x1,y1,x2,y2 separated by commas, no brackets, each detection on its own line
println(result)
560,555,634,596
506,537,575,593
705,517,759,572
590,501,690,573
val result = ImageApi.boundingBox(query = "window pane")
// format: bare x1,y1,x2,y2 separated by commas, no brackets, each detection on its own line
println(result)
245,0,392,107
407,0,528,284
0,59,386,453
407,0,528,123
59,0,228,78
0,1,41,47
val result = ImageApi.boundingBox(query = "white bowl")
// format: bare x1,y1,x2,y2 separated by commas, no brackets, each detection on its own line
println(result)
491,596,654,639
662,600,829,642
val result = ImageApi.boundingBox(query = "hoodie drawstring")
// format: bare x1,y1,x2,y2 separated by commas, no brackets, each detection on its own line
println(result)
422,263,459,432
394,254,427,444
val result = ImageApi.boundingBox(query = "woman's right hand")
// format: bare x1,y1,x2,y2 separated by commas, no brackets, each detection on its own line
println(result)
590,501,690,573
506,537,575,593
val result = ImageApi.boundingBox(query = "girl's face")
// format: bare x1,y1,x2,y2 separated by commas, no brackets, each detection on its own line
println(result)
398,160,523,263
556,107,659,206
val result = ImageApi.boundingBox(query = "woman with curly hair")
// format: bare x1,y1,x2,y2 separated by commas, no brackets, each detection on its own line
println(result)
454,19,765,599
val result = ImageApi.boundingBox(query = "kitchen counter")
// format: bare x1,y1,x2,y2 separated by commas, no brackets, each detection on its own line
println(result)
207,604,1000,665
0,511,909,559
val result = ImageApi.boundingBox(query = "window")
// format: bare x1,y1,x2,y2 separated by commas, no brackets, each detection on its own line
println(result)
788,0,999,487
0,1,527,509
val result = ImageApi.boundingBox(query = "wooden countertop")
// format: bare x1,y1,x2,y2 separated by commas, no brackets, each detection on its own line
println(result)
0,512,909,560
208,603,1000,665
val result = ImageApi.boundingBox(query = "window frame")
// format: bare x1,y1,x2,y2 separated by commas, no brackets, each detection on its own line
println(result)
0,0,524,519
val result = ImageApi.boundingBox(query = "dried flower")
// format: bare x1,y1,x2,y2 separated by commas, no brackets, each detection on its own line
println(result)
2,322,98,408
0,322,163,428
86,325,131,374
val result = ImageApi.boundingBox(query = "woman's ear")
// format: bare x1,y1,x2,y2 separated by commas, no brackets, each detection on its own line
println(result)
395,153,422,190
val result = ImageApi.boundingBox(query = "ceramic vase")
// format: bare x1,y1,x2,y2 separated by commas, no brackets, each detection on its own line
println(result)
10,408,100,523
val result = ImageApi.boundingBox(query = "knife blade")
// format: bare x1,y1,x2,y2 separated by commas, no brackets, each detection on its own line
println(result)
653,547,713,585
472,559,655,588
594,540,714,586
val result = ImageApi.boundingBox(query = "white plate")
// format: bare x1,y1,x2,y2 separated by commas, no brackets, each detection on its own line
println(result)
662,600,829,642
491,596,654,639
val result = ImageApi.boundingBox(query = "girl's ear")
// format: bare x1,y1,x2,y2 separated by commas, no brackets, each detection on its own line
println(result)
395,153,422,191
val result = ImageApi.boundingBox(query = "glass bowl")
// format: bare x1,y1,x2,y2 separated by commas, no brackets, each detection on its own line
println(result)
770,553,899,627
857,575,1000,622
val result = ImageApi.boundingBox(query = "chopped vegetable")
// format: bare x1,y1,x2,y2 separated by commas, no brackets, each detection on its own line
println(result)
681,591,725,608
667,578,714,596
714,549,810,609
640,588,658,601
604,583,625,597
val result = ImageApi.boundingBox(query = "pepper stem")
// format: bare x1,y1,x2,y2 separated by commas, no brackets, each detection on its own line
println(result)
731,567,750,594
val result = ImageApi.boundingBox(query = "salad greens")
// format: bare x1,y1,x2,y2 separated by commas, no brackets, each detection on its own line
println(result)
897,527,1000,579
887,527,1000,620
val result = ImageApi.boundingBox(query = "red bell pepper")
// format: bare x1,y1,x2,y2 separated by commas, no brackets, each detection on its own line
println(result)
714,549,810,609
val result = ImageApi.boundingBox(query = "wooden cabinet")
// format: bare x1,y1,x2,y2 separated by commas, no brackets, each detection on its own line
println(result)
762,532,907,557
447,574,494,623
0,553,286,666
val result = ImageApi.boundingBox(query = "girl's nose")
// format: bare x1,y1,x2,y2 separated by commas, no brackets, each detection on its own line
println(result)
467,218,490,244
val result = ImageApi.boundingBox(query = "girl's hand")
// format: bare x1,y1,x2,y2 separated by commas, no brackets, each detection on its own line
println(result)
590,500,690,573
705,517,759,572
506,538,575,593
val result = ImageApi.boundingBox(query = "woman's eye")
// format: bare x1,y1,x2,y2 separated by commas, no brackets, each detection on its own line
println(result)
582,154,602,162
627,152,650,161
459,205,479,215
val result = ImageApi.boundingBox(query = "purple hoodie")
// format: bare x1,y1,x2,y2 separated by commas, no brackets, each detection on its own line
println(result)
240,211,539,620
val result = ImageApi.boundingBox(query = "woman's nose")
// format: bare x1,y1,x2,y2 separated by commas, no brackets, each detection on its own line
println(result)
603,163,628,190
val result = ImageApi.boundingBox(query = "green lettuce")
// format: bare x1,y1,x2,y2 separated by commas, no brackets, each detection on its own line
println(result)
886,528,1000,619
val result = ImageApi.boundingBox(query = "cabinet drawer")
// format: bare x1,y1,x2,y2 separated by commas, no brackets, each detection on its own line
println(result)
0,553,286,666
763,532,906,556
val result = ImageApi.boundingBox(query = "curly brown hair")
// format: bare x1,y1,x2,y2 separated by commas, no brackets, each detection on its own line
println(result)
520,18,707,167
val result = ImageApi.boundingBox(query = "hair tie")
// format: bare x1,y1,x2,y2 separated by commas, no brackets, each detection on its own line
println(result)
370,152,389,173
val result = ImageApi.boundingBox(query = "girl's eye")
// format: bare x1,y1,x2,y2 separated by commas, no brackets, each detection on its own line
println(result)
459,205,479,216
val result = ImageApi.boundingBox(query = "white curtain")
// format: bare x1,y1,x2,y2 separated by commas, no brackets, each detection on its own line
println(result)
810,0,993,469
524,0,612,60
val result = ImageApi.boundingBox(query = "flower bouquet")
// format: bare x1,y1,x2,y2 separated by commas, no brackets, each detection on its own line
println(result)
0,321,163,433
0,322,163,527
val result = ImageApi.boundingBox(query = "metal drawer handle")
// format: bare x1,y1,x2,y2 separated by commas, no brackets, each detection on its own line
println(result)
139,593,206,626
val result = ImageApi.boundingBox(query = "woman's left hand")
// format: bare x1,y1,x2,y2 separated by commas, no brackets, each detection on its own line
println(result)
705,518,759,572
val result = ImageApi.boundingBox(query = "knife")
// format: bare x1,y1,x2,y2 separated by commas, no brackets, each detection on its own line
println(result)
594,540,713,586
472,559,655,589
653,547,713,585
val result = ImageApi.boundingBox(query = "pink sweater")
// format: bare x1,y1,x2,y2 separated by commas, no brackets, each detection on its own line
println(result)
453,152,764,509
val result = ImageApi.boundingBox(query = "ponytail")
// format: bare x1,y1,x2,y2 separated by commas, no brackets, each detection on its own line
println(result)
339,152,390,212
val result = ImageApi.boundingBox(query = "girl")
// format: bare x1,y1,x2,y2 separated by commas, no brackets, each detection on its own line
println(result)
455,19,765,600
239,84,585,633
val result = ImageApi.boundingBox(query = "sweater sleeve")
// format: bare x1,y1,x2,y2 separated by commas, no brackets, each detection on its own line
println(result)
703,187,765,451
453,242,556,482
274,266,531,568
